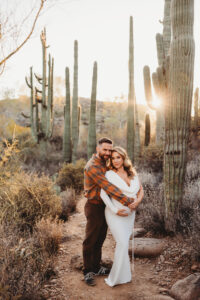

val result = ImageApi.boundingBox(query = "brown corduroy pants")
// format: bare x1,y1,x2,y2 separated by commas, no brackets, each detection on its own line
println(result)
82,201,108,275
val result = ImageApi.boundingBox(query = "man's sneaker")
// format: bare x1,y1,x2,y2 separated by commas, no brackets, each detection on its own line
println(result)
95,266,110,276
84,272,96,286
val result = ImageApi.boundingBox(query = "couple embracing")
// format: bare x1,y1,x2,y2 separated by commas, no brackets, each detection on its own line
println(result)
83,137,144,287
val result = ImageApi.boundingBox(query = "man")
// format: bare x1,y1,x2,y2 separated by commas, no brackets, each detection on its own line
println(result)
83,137,136,286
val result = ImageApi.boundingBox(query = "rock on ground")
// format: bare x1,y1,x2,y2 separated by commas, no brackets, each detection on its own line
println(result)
129,238,166,258
169,273,200,300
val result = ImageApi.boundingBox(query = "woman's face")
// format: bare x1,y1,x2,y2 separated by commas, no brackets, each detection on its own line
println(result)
111,151,124,170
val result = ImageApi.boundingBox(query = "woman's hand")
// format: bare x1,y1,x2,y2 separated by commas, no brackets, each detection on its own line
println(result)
128,198,140,210
117,209,129,217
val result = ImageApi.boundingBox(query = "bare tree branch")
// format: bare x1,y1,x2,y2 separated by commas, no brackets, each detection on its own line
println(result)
0,0,46,67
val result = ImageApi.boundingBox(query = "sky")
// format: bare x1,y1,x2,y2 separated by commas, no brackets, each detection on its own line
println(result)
1,0,200,105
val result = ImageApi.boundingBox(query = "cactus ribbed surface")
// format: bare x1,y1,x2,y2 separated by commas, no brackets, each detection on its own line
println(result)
144,114,150,147
127,16,135,163
40,28,47,134
25,67,36,141
87,61,97,159
164,0,195,232
194,87,199,132
163,0,171,57
72,40,79,164
156,33,165,67
134,95,141,158
63,67,72,162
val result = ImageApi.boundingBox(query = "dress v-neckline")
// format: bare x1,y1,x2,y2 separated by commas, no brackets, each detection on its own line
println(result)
112,170,131,188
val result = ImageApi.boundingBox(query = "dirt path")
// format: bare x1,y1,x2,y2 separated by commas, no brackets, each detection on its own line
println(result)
42,198,170,300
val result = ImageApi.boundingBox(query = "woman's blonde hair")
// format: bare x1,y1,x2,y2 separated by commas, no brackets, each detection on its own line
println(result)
108,146,136,178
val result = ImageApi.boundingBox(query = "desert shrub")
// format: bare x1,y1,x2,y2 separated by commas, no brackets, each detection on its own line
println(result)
59,188,76,221
0,218,62,299
0,171,62,233
137,171,166,234
57,159,86,193
138,144,164,173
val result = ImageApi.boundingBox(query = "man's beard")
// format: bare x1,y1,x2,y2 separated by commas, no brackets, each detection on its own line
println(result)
99,152,110,162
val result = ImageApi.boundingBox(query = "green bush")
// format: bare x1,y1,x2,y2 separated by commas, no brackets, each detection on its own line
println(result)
57,159,86,193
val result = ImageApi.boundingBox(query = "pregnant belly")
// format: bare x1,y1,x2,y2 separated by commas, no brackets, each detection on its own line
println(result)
112,199,132,214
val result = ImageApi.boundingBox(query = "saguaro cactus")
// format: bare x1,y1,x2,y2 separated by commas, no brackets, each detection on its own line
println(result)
25,66,37,141
87,61,97,159
144,114,150,147
72,40,79,164
143,0,171,145
40,28,47,134
25,29,54,144
127,16,135,163
164,0,195,232
63,67,72,162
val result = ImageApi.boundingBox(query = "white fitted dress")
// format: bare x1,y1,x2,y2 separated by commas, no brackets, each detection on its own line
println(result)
100,170,140,287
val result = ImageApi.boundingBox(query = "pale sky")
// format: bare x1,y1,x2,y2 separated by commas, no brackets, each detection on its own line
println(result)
1,0,200,105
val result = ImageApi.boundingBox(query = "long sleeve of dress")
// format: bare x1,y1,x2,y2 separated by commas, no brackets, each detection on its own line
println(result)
100,189,118,214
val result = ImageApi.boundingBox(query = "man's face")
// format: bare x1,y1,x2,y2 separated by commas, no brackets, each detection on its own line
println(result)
97,142,113,161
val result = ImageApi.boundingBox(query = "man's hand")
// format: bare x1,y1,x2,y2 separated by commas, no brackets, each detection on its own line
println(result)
117,209,129,217
128,198,140,210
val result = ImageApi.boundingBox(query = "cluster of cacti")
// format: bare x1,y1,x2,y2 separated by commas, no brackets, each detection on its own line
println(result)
143,0,171,145
87,61,98,159
25,28,54,144
127,16,141,163
164,0,195,231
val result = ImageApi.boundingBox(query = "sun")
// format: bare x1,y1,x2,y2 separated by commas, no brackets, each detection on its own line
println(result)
152,96,161,109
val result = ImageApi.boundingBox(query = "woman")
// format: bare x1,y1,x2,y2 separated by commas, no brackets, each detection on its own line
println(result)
100,146,144,287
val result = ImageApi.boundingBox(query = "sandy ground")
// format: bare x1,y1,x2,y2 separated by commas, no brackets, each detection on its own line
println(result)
42,197,173,300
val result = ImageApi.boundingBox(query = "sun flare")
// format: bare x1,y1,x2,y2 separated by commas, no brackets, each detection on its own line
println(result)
152,97,161,109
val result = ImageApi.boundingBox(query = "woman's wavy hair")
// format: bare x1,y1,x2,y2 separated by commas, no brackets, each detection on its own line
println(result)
108,146,136,178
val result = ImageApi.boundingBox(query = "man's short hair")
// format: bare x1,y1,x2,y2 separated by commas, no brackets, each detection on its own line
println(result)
98,137,113,145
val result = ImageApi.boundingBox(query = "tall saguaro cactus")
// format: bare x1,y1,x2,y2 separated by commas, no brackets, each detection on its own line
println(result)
72,40,79,164
87,61,97,159
40,28,47,134
164,0,195,232
63,67,72,162
127,16,135,163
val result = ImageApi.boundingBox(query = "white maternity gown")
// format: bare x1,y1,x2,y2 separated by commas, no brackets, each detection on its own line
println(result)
100,170,140,287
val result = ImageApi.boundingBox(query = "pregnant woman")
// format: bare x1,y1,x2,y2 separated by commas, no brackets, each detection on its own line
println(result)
100,146,144,287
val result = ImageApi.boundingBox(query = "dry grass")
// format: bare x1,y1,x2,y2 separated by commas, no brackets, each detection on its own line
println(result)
0,171,62,233
0,218,62,299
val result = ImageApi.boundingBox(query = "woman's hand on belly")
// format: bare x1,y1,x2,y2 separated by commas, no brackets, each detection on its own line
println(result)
116,209,129,217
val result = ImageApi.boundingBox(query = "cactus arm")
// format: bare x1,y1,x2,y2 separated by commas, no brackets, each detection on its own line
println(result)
156,33,165,66
143,65,156,110
144,114,151,146
163,0,171,57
